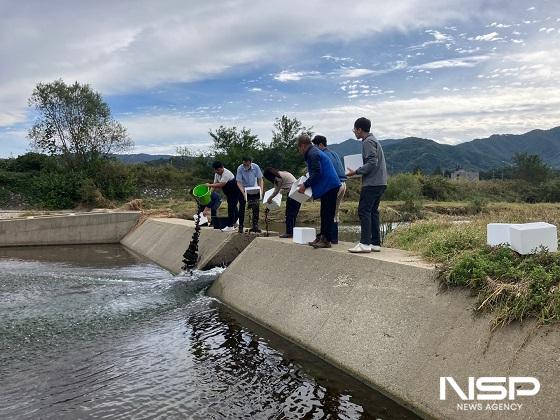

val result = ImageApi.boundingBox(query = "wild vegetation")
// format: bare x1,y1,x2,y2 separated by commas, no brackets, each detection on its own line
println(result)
384,204,560,328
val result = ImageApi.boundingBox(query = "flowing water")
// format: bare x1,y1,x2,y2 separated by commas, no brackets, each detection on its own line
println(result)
0,244,418,419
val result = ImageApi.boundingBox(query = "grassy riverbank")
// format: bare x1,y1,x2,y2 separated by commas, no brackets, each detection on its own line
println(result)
384,203,560,328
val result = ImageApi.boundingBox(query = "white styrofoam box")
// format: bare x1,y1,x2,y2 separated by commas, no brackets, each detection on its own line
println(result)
509,222,558,255
263,188,282,210
487,223,516,246
344,154,363,172
193,212,208,225
293,227,316,244
288,176,313,204
244,186,261,200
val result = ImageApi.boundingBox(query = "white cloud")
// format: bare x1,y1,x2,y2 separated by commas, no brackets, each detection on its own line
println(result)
298,86,560,144
489,22,512,28
115,82,560,154
472,32,502,41
274,70,321,82
337,61,407,78
338,68,376,78
322,55,353,62
2,0,559,156
427,29,453,42
0,0,521,129
415,55,490,70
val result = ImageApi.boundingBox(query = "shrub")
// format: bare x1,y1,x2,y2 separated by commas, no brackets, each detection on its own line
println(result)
421,175,457,201
538,178,560,202
384,173,422,201
31,170,83,209
468,196,489,214
78,178,112,208
93,160,137,201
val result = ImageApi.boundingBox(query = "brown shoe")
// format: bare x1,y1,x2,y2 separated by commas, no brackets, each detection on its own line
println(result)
279,233,293,238
308,234,323,246
312,239,332,249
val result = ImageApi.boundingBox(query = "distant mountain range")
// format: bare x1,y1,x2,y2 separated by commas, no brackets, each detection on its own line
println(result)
114,126,560,174
114,153,173,164
328,127,560,173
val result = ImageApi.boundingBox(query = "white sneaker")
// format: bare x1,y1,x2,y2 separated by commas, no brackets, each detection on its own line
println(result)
233,219,239,227
371,245,381,252
221,226,236,232
348,243,372,253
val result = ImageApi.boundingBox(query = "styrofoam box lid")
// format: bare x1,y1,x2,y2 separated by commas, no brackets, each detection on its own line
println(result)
344,154,362,168
263,188,280,200
510,222,555,231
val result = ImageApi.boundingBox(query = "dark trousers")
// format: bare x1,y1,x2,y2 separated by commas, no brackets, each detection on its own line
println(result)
210,198,221,217
285,197,301,234
358,185,386,246
320,186,339,242
222,180,239,227
238,194,260,229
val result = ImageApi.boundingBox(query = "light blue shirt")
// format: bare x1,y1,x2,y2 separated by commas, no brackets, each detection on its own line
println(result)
236,163,263,187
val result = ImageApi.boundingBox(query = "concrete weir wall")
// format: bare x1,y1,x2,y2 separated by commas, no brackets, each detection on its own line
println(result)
120,218,256,273
0,211,140,246
209,237,560,420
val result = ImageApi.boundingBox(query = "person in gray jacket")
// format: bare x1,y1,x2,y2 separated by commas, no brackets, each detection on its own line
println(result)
346,117,387,253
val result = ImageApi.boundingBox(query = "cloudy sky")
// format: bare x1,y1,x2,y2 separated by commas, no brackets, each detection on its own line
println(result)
1,0,559,157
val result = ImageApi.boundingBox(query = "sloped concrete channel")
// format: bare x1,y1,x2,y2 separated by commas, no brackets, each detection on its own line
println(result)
2,214,558,419
0,211,141,246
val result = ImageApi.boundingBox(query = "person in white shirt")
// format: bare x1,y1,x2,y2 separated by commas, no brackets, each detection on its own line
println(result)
206,161,238,232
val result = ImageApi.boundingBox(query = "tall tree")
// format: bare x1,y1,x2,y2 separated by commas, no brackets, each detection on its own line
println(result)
209,125,262,169
511,152,550,183
270,115,312,149
28,79,132,169
267,115,312,174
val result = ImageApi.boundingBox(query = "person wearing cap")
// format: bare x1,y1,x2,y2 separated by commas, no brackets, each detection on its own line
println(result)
312,135,347,244
236,156,264,233
346,117,387,253
296,134,341,248
263,167,300,238
206,161,238,232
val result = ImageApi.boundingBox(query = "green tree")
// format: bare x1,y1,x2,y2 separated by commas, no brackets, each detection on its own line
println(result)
28,79,132,169
270,115,312,149
511,153,550,183
209,125,262,169
265,115,312,174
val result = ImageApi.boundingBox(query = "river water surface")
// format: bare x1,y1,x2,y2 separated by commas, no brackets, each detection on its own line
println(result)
0,244,418,419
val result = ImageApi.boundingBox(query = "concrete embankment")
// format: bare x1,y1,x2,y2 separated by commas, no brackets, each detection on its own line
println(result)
120,218,257,273
0,211,140,246
209,237,560,420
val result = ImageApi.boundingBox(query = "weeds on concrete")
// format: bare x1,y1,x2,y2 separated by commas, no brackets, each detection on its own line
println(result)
442,246,560,328
385,209,560,328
